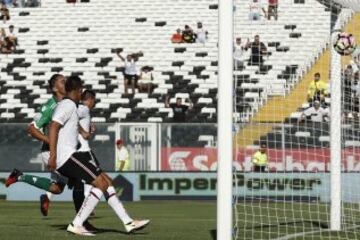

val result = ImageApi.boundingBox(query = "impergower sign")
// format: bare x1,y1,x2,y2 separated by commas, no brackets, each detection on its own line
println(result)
5,172,360,202
135,172,328,201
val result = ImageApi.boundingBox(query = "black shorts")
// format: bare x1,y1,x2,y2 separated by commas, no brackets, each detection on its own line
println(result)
124,74,138,83
58,152,102,184
78,150,100,167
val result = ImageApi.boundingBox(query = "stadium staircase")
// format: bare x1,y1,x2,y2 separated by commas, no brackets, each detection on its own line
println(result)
245,12,360,149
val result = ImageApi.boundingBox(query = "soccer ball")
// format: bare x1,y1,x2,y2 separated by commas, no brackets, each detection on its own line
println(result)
333,32,356,56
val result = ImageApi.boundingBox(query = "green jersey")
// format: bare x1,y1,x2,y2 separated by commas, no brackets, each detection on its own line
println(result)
32,96,57,152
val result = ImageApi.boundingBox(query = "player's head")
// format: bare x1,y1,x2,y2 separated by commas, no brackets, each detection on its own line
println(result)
81,89,96,109
65,75,83,103
48,74,66,97
314,72,320,81
236,37,241,45
116,139,124,149
176,97,182,105
254,35,260,43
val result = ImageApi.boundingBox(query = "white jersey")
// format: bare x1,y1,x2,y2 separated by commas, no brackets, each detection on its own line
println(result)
52,99,79,168
77,104,91,152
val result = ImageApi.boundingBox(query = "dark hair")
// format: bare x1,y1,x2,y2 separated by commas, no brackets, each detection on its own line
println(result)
65,75,83,92
314,72,320,77
9,25,14,28
48,74,63,92
176,97,181,101
81,89,96,101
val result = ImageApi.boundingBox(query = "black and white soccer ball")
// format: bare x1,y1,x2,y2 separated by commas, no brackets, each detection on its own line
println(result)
333,32,356,56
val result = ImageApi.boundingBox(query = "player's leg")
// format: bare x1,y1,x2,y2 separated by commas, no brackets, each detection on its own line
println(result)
102,172,150,233
57,152,107,236
88,150,149,232
40,151,54,210
68,177,97,232
5,168,64,193
40,170,67,216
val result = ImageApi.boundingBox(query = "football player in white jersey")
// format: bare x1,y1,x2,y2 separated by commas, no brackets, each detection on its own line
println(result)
49,78,149,236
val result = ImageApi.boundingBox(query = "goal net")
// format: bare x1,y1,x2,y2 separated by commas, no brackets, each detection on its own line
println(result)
232,0,360,239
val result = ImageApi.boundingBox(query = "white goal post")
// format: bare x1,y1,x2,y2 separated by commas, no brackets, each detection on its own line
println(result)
217,0,234,239
217,0,360,239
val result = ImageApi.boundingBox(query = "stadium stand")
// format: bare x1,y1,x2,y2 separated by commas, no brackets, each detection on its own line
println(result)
0,0,340,125
0,0,359,150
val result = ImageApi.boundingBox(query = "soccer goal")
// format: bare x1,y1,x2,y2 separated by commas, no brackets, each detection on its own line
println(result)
217,0,360,239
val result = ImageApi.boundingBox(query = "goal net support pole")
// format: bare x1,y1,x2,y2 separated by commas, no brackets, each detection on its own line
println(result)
330,31,342,231
217,0,234,239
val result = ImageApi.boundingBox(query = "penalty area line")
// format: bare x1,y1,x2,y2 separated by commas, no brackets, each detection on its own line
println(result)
272,224,360,240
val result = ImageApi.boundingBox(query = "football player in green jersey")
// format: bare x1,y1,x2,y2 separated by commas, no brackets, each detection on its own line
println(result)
5,74,96,231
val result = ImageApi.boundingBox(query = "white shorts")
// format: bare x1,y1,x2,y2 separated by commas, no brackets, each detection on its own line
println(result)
41,151,50,165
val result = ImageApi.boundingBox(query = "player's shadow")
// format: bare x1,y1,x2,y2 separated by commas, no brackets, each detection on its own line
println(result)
249,220,329,229
50,224,148,235
209,221,329,240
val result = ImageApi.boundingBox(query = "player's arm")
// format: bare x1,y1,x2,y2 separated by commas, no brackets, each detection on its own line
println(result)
48,121,61,171
28,107,52,143
28,123,49,144
79,125,91,140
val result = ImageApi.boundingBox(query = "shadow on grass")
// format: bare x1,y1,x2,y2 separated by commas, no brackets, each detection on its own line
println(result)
50,224,149,235
209,221,329,240
249,220,329,230
210,229,216,240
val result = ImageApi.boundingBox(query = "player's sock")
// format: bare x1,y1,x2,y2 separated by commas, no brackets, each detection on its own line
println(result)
84,184,92,197
46,192,52,200
18,174,52,191
73,187,103,227
105,186,133,225
72,180,85,213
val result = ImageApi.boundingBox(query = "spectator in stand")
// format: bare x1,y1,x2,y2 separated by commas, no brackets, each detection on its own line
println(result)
171,28,183,43
3,0,12,6
182,25,195,43
138,66,154,94
307,72,328,105
1,36,15,53
117,50,143,94
195,22,208,44
267,0,278,20
0,3,10,23
245,35,267,66
7,25,17,48
24,0,40,7
115,139,130,171
249,0,266,21
0,28,14,54
234,37,249,70
299,100,329,123
165,96,193,122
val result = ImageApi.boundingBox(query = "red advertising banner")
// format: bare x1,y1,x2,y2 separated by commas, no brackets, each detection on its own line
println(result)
161,148,360,172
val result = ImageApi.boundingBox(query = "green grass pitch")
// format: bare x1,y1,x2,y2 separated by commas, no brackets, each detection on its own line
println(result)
0,200,216,240
1,200,360,239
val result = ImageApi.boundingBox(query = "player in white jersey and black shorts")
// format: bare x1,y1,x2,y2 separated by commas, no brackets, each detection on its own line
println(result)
48,76,149,236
